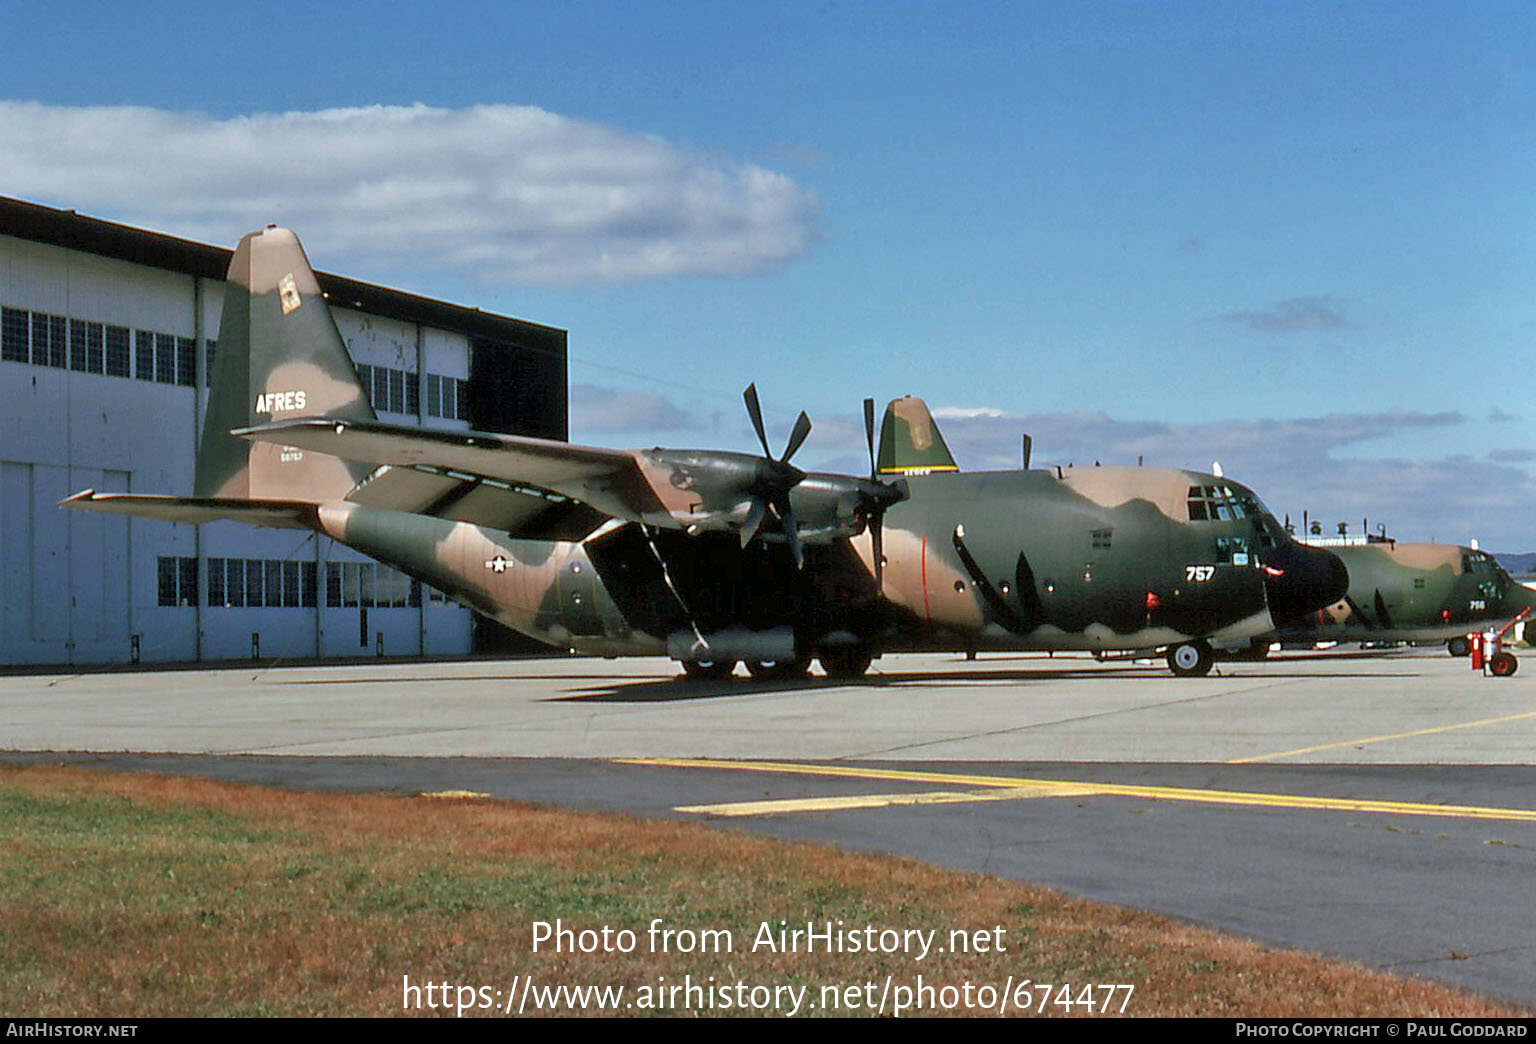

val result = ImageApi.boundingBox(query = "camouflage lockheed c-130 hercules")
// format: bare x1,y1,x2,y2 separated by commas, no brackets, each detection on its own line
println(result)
1245,540,1536,675
61,226,1350,679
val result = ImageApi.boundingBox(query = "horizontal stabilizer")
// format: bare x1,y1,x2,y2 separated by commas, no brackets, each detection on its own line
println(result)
59,490,317,529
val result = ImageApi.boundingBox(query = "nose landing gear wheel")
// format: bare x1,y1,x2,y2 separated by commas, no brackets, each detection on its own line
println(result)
1167,640,1214,677
1447,636,1471,657
681,658,737,681
819,645,874,680
746,654,812,681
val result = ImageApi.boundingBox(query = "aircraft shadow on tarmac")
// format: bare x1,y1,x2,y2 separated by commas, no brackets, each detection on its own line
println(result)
546,667,1143,703
548,655,1425,703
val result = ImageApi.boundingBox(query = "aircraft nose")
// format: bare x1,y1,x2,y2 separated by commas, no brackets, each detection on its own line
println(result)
1264,542,1349,623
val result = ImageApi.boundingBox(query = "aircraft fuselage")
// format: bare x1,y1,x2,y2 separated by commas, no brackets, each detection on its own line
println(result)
315,464,1347,667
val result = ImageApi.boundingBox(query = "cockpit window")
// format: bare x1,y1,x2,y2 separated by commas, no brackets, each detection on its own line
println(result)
1463,551,1496,575
1252,513,1284,549
1463,550,1508,598
1187,484,1271,523
1215,534,1250,564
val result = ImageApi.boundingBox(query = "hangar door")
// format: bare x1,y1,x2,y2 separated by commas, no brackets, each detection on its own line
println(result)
1,462,131,665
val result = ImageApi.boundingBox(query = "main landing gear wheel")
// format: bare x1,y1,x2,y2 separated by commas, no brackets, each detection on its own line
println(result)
819,645,874,680
1489,651,1519,677
746,654,812,681
1229,639,1271,661
1447,636,1472,657
1166,640,1214,678
682,658,737,681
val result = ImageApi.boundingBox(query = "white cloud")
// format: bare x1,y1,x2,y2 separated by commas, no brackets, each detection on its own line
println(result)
0,101,818,287
570,384,699,434
930,406,1006,419
1215,296,1351,332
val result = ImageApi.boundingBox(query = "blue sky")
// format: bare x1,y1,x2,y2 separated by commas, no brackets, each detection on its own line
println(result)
4,1,1536,547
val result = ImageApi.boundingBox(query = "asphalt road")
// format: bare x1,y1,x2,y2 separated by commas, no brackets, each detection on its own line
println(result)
4,648,1534,1007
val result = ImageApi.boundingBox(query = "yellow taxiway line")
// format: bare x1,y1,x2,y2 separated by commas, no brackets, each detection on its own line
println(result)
1226,709,1536,764
675,784,1100,817
618,756,1536,823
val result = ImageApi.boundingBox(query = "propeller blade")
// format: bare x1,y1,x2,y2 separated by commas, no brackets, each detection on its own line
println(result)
871,508,884,589
777,495,804,569
739,497,768,548
863,397,877,480
743,384,773,458
782,410,812,462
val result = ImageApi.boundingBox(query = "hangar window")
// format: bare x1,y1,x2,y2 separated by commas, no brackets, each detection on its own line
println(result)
244,558,265,606
354,362,420,415
1,307,200,384
157,556,199,607
206,557,318,608
388,369,405,413
69,320,105,374
325,561,420,608
69,320,87,372
32,313,65,368
176,338,196,386
2,308,28,363
424,373,470,421
282,562,301,607
105,326,130,378
155,333,177,383
204,340,217,385
135,330,155,380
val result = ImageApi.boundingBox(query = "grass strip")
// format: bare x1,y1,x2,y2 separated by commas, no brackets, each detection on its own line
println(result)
0,763,1523,1017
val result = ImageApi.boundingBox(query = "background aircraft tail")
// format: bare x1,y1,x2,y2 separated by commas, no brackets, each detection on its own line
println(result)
877,395,958,475
194,225,376,503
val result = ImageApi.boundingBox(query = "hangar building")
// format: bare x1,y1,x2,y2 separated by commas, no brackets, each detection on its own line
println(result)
0,197,568,667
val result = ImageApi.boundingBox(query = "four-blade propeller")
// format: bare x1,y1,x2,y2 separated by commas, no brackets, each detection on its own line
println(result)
739,383,813,567
735,384,896,586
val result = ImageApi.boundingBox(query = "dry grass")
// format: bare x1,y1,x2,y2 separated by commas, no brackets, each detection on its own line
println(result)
0,762,1524,1017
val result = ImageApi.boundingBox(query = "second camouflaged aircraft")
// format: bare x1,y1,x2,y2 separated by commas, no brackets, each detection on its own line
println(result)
62,226,1348,679
1254,541,1536,674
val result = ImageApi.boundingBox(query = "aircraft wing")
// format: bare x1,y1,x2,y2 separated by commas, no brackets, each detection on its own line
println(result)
236,418,682,532
60,491,317,529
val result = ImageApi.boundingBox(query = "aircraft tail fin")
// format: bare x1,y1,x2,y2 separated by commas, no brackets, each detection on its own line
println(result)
194,226,376,502
877,396,959,475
